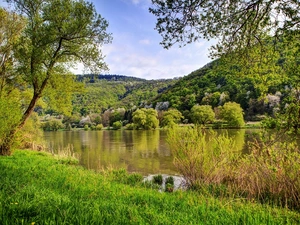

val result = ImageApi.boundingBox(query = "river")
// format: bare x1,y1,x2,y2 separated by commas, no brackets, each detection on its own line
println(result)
43,129,254,175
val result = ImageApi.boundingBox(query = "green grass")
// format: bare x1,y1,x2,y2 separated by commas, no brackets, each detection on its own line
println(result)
0,150,299,224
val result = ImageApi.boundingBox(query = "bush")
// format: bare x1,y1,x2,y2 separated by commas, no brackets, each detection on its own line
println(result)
0,98,22,150
112,121,122,130
153,174,163,185
165,176,175,192
125,123,135,130
95,124,103,130
42,119,64,131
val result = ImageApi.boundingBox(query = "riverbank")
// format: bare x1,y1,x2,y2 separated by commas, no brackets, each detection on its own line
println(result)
1,150,299,224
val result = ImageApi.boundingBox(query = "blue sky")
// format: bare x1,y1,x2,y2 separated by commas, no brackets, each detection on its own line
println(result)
0,0,213,80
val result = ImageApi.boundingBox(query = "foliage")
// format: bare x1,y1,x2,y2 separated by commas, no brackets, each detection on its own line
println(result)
161,108,183,128
132,108,159,130
42,119,64,131
191,105,215,125
152,174,163,185
124,123,135,130
219,102,245,127
168,126,300,210
167,127,238,188
72,76,177,115
1,150,299,224
0,98,22,154
0,8,26,98
18,112,43,148
0,0,112,154
234,134,300,209
109,108,125,126
150,0,300,131
150,0,300,56
112,121,122,130
94,124,103,131
43,73,84,116
165,176,175,192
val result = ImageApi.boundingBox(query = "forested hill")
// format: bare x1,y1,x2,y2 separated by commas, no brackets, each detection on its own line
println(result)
152,60,287,121
72,74,178,115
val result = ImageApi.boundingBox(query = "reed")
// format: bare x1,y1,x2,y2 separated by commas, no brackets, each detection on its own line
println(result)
167,127,300,210
167,127,238,190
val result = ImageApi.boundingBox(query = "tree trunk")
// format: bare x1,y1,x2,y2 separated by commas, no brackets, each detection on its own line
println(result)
0,93,40,156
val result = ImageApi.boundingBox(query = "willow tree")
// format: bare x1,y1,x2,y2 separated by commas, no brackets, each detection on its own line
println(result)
0,0,112,155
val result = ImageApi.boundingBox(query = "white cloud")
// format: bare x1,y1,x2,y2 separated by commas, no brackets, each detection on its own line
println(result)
99,38,213,80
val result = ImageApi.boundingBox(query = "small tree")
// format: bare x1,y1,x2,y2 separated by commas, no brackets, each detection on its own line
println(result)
219,102,245,127
112,121,122,130
161,109,183,128
132,108,159,130
191,105,215,125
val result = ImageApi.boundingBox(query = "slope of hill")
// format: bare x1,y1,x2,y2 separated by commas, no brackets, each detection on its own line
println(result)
152,61,284,120
72,74,178,114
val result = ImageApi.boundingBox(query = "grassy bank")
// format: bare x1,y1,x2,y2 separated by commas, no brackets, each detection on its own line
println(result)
1,150,299,224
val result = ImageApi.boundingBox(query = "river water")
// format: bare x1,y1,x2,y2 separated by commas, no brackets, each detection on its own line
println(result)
43,129,253,175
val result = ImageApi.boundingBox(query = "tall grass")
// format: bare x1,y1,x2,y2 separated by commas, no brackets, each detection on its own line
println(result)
167,126,300,210
235,136,300,209
1,150,299,224
167,127,239,189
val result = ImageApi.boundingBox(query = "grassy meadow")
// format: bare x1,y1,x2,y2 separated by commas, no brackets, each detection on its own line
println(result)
1,150,300,224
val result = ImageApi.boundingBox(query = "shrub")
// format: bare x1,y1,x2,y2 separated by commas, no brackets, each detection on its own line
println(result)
42,119,64,131
165,176,174,185
95,124,103,130
153,174,163,185
165,176,175,192
84,124,89,131
112,121,122,130
125,123,135,130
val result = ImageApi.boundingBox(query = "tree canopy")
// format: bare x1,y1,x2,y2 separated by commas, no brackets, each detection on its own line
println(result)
0,0,112,155
150,0,300,56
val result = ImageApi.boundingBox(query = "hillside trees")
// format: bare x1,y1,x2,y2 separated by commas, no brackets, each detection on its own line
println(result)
0,0,112,155
150,0,300,128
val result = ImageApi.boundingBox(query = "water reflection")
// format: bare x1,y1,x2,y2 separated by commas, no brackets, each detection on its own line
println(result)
43,129,256,175
44,130,176,175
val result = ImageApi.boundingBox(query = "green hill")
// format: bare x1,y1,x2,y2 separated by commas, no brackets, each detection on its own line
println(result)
71,74,177,115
